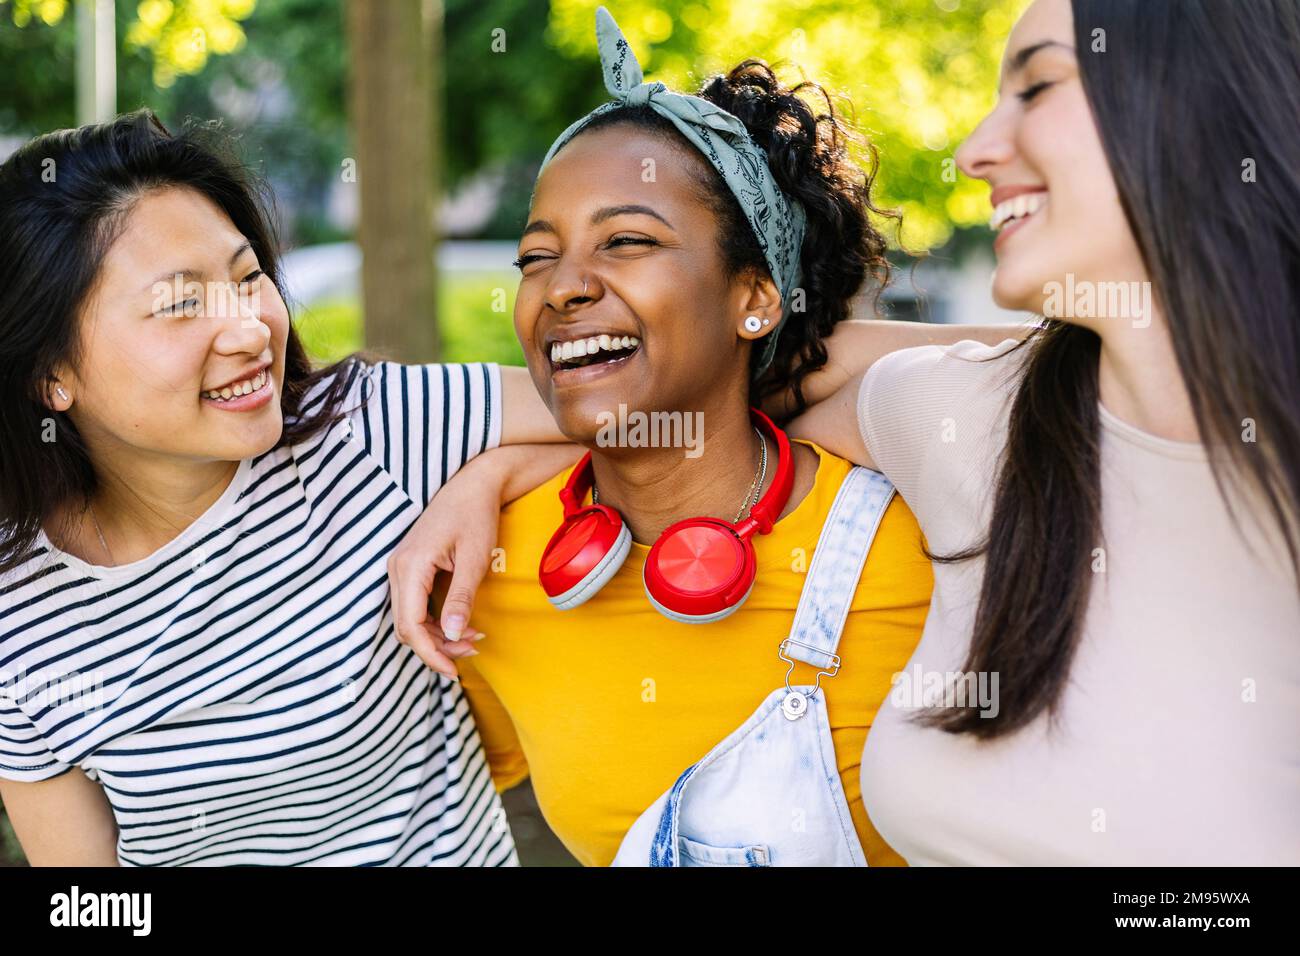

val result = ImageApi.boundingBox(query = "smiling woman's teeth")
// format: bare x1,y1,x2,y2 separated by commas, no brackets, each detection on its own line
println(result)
990,192,1048,232
551,335,639,366
203,369,267,401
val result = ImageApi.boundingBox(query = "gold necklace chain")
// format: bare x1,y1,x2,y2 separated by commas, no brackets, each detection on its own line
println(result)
733,428,768,523
591,425,768,523
88,502,116,567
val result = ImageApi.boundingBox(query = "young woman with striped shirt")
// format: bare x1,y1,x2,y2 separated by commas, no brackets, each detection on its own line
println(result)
0,111,575,866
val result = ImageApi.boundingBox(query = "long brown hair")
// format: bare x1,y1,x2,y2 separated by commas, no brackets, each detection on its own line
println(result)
922,0,1300,739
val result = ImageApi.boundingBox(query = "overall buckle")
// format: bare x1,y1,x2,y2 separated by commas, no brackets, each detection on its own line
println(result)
777,638,840,721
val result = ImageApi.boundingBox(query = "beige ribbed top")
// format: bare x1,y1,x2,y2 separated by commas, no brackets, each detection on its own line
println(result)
856,337,1300,865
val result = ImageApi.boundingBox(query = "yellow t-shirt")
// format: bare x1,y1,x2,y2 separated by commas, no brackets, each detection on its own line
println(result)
457,440,933,866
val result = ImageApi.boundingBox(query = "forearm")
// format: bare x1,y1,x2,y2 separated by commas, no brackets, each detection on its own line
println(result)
388,440,584,670
469,441,585,504
770,319,1029,417
500,365,568,445
501,443,585,502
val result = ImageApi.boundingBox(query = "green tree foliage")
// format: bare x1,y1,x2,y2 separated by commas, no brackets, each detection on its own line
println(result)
547,0,1031,250
124,0,257,87
1,0,1032,250
1,0,256,88
0,1,147,133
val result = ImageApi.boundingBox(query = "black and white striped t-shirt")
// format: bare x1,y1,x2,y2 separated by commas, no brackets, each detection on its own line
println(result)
0,359,517,866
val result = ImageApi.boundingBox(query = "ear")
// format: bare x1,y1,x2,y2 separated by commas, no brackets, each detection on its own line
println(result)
44,376,73,413
734,269,782,341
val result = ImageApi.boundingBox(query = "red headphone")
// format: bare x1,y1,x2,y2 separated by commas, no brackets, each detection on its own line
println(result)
538,407,794,624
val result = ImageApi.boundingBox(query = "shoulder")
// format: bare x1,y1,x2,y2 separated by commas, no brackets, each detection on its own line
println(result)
860,335,1028,417
857,335,1027,458
344,358,500,440
293,357,496,429
785,443,927,593
0,544,65,651
856,335,1028,511
794,439,852,485
858,491,932,608
285,356,370,432
798,445,930,604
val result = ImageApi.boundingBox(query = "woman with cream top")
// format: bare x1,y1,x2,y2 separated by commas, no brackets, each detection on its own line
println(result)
789,0,1300,864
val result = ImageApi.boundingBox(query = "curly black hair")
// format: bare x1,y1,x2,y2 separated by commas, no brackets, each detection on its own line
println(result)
570,59,901,415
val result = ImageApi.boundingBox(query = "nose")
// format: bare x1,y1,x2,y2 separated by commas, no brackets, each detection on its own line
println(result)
544,264,602,315
209,280,272,355
956,101,1016,182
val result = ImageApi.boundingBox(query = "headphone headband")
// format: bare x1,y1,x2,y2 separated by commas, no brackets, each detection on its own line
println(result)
737,407,793,538
558,451,595,516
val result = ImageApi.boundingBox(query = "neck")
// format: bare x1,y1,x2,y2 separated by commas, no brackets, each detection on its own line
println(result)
57,452,240,566
1094,306,1200,442
587,401,769,544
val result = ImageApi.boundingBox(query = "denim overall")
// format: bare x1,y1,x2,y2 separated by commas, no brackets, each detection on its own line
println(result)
611,467,897,866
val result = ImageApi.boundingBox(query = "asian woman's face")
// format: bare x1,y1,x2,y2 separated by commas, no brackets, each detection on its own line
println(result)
55,186,289,465
512,125,780,442
955,0,1149,328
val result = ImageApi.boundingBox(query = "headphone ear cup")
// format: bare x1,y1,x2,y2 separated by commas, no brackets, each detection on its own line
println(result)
642,518,758,623
644,570,756,624
539,506,631,610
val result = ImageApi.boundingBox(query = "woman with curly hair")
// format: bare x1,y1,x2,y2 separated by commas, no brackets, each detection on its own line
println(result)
388,7,1017,867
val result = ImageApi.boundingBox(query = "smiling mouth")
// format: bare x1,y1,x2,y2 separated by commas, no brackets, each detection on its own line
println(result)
549,334,641,372
990,191,1048,233
202,368,269,402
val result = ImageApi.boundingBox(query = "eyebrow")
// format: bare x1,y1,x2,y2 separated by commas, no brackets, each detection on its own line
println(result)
1005,40,1075,76
143,240,254,292
521,204,675,238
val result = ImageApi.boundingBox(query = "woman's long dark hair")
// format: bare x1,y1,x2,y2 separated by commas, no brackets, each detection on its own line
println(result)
568,59,901,411
0,110,356,575
923,0,1300,740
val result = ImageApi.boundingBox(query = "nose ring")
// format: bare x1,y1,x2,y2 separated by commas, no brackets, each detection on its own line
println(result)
582,279,589,297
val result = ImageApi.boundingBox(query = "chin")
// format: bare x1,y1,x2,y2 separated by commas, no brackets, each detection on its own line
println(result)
544,370,657,444
990,263,1049,314
222,416,285,460
546,393,614,448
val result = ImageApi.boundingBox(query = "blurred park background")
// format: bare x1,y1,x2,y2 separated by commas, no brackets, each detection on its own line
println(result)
0,0,1030,866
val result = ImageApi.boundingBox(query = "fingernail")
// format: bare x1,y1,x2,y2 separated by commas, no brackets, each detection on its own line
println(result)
444,614,466,641
470,633,487,642
460,648,480,657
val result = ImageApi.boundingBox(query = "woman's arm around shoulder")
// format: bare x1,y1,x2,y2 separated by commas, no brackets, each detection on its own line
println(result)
387,441,584,679
787,327,1029,472
500,366,567,444
788,369,878,469
768,319,1031,418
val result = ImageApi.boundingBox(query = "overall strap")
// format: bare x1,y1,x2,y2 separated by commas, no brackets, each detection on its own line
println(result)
782,467,896,671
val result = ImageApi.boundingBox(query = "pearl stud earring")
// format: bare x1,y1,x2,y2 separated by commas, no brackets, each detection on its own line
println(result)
743,315,763,333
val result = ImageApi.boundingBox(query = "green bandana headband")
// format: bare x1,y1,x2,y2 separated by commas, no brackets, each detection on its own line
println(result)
538,5,807,378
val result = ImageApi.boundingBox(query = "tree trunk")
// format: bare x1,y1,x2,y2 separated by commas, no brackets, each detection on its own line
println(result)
346,0,442,362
